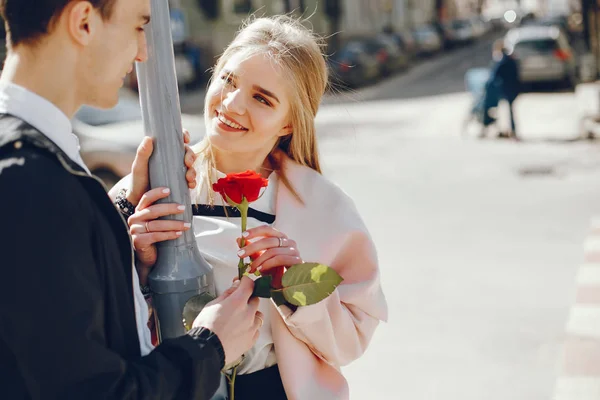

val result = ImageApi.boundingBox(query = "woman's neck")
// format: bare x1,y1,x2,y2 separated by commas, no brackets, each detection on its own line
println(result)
213,147,274,178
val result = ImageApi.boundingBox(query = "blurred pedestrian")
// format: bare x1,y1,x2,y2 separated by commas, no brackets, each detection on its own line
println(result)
488,38,521,140
0,0,262,398
111,15,388,400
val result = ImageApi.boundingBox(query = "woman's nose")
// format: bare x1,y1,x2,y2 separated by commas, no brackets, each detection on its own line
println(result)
222,90,245,115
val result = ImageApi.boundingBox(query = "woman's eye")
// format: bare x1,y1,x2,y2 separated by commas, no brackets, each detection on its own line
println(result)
220,75,234,86
254,95,270,106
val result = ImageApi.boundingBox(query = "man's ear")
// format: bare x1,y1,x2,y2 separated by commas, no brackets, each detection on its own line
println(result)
65,1,99,46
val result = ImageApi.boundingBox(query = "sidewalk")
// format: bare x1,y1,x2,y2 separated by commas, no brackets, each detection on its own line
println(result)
553,217,600,400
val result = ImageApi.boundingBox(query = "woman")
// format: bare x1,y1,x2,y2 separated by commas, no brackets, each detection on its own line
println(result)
114,16,387,400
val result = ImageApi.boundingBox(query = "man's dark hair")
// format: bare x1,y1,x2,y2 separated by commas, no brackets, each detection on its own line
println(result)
0,0,116,47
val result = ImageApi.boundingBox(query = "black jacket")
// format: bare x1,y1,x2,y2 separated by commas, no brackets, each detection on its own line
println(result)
0,114,224,399
489,53,521,102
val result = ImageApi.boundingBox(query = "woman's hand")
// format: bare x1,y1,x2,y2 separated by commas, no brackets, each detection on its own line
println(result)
128,188,192,283
237,226,302,288
126,129,197,207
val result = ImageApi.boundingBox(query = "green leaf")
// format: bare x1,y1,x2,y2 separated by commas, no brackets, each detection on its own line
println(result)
281,263,343,307
252,275,273,298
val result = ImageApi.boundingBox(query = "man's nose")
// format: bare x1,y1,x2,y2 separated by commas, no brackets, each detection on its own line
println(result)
136,34,149,63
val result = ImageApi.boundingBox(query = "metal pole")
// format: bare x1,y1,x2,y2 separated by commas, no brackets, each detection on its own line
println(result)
136,0,215,342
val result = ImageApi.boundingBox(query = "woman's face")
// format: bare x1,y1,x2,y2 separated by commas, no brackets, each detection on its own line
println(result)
205,52,292,155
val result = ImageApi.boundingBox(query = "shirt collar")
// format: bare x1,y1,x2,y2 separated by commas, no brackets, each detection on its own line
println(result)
0,82,89,173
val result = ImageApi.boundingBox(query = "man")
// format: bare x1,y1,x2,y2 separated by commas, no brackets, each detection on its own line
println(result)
488,39,521,140
0,0,262,398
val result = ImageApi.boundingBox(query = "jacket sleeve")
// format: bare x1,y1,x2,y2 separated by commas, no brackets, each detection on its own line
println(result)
274,228,388,368
0,153,223,400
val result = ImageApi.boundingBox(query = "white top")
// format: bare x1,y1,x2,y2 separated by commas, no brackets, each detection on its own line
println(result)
192,170,278,375
0,82,154,356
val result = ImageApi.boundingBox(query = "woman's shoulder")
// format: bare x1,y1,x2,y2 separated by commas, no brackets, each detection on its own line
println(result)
282,157,357,213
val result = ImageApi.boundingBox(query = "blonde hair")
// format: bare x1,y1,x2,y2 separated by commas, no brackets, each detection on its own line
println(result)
196,15,328,204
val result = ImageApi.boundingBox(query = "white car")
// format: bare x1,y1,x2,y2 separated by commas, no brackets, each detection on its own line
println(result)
73,91,205,188
504,26,578,89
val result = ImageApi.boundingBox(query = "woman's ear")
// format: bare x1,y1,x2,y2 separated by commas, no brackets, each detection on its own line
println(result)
279,124,293,137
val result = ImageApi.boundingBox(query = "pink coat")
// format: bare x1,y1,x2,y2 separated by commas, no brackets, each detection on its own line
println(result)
270,156,388,400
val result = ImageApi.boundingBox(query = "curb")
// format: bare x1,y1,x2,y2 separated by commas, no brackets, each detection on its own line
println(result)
554,217,600,400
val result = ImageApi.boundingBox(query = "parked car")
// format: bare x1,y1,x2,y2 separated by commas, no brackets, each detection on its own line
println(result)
389,30,418,60
73,91,205,189
445,19,475,46
328,41,380,88
412,25,443,56
372,34,410,72
504,26,578,89
469,16,486,38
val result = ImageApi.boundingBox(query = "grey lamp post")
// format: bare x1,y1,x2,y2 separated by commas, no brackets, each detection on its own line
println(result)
136,0,215,341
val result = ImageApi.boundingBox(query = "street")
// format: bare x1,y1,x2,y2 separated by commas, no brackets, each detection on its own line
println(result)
312,35,600,399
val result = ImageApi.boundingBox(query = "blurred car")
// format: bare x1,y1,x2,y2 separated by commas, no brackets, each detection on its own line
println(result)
73,91,205,189
328,40,380,88
432,21,458,50
469,16,487,38
370,34,410,73
505,26,578,89
444,19,475,46
389,30,418,60
412,24,443,56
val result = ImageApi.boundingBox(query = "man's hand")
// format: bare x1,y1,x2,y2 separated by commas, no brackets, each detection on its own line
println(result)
193,277,262,365
127,130,197,206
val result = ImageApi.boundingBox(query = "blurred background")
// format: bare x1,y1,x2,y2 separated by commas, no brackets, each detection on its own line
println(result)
10,0,600,399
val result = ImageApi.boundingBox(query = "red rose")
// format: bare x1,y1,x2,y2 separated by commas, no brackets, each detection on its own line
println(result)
212,170,268,205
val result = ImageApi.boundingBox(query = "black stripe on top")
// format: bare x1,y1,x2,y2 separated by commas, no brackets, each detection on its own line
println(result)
192,204,276,225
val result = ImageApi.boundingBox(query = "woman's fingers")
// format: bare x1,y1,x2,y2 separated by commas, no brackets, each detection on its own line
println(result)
132,230,183,250
183,129,191,144
129,203,186,226
255,255,302,273
242,225,286,240
238,237,296,259
130,220,191,234
136,187,171,211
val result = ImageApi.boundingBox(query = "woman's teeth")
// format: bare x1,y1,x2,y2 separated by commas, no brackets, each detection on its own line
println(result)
218,113,245,130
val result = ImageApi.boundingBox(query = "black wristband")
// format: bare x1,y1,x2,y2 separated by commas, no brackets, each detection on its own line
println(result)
115,188,136,219
187,327,226,370
140,284,152,299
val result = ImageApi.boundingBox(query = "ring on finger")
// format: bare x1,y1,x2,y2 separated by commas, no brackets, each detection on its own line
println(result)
278,237,285,248
256,315,264,327
145,221,151,233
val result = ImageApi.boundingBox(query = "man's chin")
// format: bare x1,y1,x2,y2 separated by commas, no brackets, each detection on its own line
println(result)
86,94,119,110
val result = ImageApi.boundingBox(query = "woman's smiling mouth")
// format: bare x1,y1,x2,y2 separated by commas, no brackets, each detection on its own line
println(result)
215,111,248,131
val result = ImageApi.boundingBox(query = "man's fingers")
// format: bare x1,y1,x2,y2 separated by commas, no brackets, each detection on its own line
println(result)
186,168,196,188
230,276,255,301
217,279,241,301
129,137,153,202
184,146,196,167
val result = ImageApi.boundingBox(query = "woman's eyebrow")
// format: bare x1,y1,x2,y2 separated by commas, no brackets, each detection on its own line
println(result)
252,85,280,104
221,69,280,104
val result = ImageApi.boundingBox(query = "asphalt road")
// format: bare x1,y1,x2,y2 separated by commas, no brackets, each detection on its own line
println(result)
312,34,600,400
